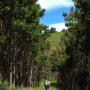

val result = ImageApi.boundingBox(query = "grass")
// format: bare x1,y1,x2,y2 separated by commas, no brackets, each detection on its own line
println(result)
47,32,63,50
0,79,57,90
16,79,57,90
16,86,56,90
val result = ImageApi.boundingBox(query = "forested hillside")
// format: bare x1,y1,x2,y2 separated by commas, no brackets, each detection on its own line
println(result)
47,32,63,50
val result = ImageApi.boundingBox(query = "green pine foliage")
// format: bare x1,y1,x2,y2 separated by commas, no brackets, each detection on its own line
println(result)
58,0,90,90
0,0,49,87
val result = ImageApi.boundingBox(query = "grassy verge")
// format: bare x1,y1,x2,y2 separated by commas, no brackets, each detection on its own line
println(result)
0,79,57,90
16,79,57,90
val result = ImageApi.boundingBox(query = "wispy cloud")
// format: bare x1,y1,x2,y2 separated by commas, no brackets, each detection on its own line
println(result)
49,22,67,32
37,0,74,10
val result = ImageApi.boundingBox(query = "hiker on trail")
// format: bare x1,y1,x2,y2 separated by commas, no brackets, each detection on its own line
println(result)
44,80,50,90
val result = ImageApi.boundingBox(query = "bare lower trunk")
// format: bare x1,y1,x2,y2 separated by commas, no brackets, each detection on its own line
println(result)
10,63,13,85
28,64,33,87
13,63,16,86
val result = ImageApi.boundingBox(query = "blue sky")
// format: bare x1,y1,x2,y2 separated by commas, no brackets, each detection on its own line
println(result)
37,0,74,31
40,7,70,25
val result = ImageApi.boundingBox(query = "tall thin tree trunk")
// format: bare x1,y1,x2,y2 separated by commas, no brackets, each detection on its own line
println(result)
10,62,13,85
29,64,33,87
13,63,16,86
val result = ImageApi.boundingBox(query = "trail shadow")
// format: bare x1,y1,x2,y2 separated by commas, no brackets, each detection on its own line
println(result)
51,82,58,88
51,82,62,89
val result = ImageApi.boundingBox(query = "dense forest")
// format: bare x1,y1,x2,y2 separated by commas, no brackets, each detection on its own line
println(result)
0,0,51,87
0,0,90,90
58,0,90,90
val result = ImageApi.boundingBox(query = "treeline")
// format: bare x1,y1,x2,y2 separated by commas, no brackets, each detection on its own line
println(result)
0,0,54,87
57,0,90,90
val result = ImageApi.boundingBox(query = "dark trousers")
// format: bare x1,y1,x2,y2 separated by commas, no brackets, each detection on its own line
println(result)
45,86,49,90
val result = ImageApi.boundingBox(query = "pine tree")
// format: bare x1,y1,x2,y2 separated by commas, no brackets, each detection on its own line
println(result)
58,0,90,90
0,0,48,87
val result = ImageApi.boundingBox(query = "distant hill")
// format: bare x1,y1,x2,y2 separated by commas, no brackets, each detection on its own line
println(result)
47,32,63,50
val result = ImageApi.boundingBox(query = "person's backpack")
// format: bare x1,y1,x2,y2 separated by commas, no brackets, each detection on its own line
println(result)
47,81,50,86
45,80,50,87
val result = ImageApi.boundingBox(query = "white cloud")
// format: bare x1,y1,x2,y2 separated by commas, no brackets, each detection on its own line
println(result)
37,0,74,10
49,22,67,32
